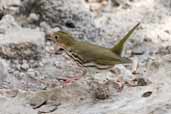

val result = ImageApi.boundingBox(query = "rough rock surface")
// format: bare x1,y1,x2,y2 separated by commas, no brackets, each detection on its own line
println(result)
0,0,171,114
19,0,103,41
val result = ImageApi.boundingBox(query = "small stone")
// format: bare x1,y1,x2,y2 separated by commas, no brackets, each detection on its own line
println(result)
131,48,145,55
13,70,20,76
144,37,152,42
111,0,120,7
15,72,25,80
40,21,51,34
93,82,111,100
134,78,148,86
164,30,170,34
126,78,150,87
16,64,21,71
31,62,40,68
27,70,36,77
34,71,41,78
28,13,40,21
8,68,15,73
39,62,44,67
19,72,25,77
65,21,75,28
37,104,60,113
142,91,152,97
48,27,60,34
21,63,29,71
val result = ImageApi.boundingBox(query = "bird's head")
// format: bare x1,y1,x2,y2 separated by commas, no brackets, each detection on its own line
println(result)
48,31,76,48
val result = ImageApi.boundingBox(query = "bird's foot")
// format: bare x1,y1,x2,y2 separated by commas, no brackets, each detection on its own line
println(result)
62,76,81,86
115,77,125,92
57,69,86,87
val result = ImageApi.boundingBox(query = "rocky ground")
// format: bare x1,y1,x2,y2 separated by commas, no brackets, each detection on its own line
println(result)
0,0,171,114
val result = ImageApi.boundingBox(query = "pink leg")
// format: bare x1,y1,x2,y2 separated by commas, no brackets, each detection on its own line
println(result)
58,67,87,87
63,76,81,86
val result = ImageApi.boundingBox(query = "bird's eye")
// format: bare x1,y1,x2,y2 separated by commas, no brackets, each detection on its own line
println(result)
55,35,59,40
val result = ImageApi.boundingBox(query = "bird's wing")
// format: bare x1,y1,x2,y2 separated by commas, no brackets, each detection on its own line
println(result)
72,42,127,65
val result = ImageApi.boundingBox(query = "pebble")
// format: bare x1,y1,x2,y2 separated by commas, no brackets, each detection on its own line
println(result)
28,13,40,22
8,68,15,73
142,91,152,97
131,48,145,55
37,104,61,113
16,64,21,71
27,69,36,77
94,84,110,100
48,27,60,34
21,63,29,71
40,21,51,34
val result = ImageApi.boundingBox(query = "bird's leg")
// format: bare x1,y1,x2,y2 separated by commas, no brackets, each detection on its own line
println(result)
62,76,81,86
61,53,88,86
61,68,87,87
53,47,88,86
110,66,125,92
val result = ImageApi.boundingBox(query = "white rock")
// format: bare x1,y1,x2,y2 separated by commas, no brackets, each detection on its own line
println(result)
0,0,21,10
28,13,40,22
0,15,45,46
27,70,36,78
40,21,51,34
0,15,21,31
48,27,60,34
21,63,29,71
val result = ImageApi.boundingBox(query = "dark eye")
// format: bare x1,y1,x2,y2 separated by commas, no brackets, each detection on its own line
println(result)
55,35,59,40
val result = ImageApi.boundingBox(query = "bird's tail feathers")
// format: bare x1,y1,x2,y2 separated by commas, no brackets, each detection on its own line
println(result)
111,22,140,56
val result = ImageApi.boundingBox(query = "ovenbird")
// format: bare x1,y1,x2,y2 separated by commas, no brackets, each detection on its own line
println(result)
48,23,140,70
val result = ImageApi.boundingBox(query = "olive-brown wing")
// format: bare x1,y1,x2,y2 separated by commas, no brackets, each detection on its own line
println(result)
71,41,123,65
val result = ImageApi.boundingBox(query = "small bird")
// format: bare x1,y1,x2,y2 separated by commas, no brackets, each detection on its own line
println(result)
48,23,140,87
48,23,140,68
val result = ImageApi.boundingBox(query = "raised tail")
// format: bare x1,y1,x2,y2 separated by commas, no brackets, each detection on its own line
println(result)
111,22,140,56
